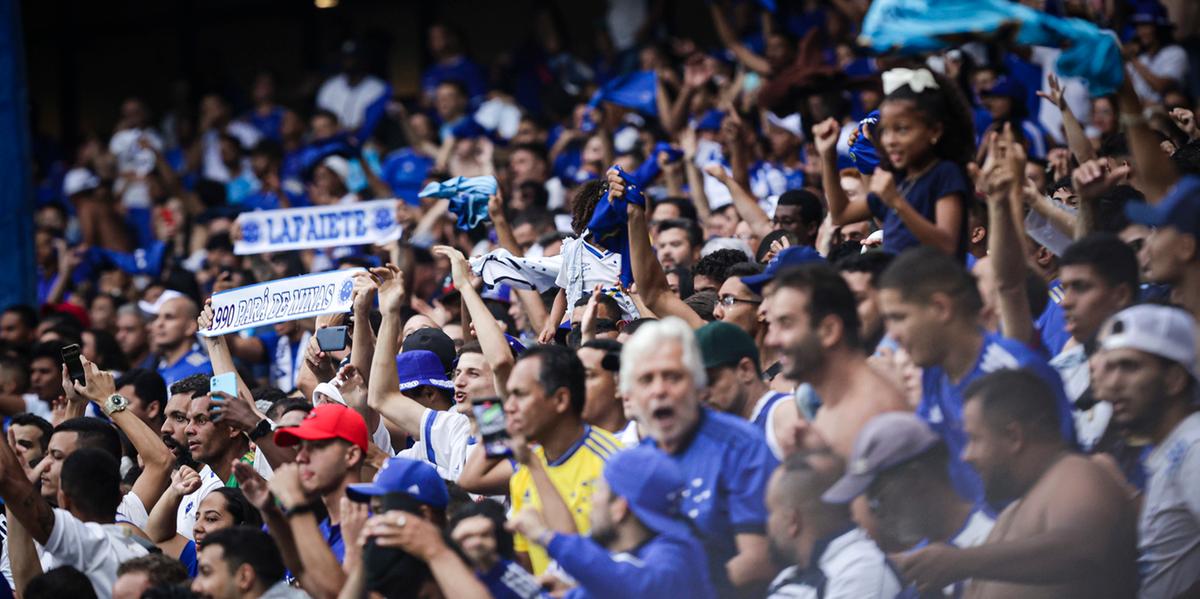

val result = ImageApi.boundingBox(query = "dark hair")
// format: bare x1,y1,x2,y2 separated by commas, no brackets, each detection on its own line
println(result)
11,413,52,452
572,293,622,321
1060,233,1140,298
207,488,264,531
834,250,895,287
29,341,65,368
776,189,824,226
1093,185,1142,234
773,263,862,351
170,373,210,399
518,344,586,416
656,218,701,248
82,329,129,372
694,250,752,287
684,290,719,322
880,68,976,167
651,197,699,224
138,585,202,599
1049,176,1073,195
727,261,765,279
571,179,607,235
267,398,312,421
448,499,514,559
250,139,283,163
115,368,168,413
311,108,340,127
878,247,983,319
117,554,190,586
1172,140,1200,176
621,318,656,336
510,142,548,165
201,526,287,588
61,447,122,518
2,304,38,331
510,207,553,232
963,369,1062,441
25,566,98,599
53,417,121,461
666,266,694,298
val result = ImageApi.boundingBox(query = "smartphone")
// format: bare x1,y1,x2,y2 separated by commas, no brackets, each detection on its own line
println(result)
210,373,238,398
471,397,511,459
61,344,85,386
316,326,350,352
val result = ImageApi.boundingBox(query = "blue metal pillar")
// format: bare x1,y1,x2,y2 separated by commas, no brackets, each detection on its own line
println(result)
0,0,35,311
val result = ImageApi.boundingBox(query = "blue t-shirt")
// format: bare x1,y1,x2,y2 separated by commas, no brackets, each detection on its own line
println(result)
319,518,345,563
246,106,286,141
422,56,489,102
180,539,198,577
919,331,1075,508
867,160,970,260
752,391,790,431
1036,279,1070,357
549,532,717,599
381,147,434,205
254,330,308,393
477,559,543,599
750,160,805,199
644,408,777,597
157,343,212,391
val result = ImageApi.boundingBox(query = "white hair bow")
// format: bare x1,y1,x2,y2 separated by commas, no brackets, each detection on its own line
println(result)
882,68,940,95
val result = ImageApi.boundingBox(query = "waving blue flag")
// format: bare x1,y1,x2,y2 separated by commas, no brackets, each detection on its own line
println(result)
419,176,498,231
586,165,650,287
589,71,658,117
860,0,1122,95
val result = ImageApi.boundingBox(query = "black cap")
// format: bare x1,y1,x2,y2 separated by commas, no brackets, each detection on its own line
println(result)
402,328,456,376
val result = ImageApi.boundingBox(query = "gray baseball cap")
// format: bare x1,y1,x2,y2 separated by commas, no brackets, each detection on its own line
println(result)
822,412,942,504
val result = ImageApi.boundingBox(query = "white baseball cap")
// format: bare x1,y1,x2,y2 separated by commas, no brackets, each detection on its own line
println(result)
138,289,185,316
63,168,101,197
766,111,804,138
1099,304,1198,378
321,155,351,184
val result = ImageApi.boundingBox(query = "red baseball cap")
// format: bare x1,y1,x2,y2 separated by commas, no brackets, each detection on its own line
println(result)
274,404,368,452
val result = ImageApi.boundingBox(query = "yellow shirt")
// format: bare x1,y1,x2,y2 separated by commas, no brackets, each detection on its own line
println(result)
510,425,622,575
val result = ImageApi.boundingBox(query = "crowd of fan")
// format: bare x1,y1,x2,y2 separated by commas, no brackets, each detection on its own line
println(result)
4,0,1200,597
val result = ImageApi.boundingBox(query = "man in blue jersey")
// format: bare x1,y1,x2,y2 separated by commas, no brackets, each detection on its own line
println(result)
149,293,211,390
694,320,793,460
620,317,776,597
508,443,716,599
877,247,1076,507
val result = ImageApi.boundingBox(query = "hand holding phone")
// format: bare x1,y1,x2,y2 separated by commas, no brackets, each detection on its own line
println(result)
62,344,86,386
316,326,350,352
210,373,238,398
471,397,511,459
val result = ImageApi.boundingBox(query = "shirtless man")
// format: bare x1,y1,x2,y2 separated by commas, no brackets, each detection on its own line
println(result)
762,263,908,457
892,369,1138,599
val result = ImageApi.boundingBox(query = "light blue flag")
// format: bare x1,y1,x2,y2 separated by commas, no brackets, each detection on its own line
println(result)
860,0,1123,95
419,175,498,231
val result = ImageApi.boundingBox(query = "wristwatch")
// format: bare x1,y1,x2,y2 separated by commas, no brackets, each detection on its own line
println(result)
103,394,129,417
249,418,275,442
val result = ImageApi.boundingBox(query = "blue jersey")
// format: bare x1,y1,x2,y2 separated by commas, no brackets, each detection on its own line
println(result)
1036,279,1070,357
920,332,1075,507
157,343,212,391
549,531,717,599
750,160,805,199
477,559,543,599
645,408,777,597
319,518,345,563
254,330,309,393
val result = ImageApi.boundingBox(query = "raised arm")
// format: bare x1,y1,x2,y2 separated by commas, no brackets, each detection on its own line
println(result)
488,192,549,334
705,164,771,239
366,264,426,436
69,358,174,514
1071,158,1133,239
348,271,380,430
620,171,707,329
1117,68,1177,202
1038,74,1096,164
434,246,515,396
144,467,200,556
982,127,1037,346
814,118,873,225
709,3,772,75
270,463,346,599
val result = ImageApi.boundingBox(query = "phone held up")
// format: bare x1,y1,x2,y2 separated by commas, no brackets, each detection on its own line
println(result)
316,325,350,352
61,344,86,386
471,397,511,458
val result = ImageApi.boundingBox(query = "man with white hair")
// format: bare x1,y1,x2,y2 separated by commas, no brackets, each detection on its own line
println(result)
621,317,778,598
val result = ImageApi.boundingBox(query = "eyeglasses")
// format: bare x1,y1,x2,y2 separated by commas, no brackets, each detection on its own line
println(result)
718,295,761,307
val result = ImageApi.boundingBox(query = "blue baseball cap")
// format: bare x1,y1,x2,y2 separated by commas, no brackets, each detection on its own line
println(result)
346,457,449,507
1131,0,1171,26
740,245,826,295
1126,176,1200,237
980,76,1024,101
603,445,692,538
396,350,454,392
481,284,512,303
695,109,726,132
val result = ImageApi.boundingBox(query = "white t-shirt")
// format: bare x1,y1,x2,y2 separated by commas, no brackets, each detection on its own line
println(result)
396,408,472,481
176,465,224,539
618,420,641,447
1050,343,1111,452
316,74,388,130
1138,412,1200,598
0,514,11,589
1129,45,1189,103
40,509,149,599
115,493,148,530
766,527,902,599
